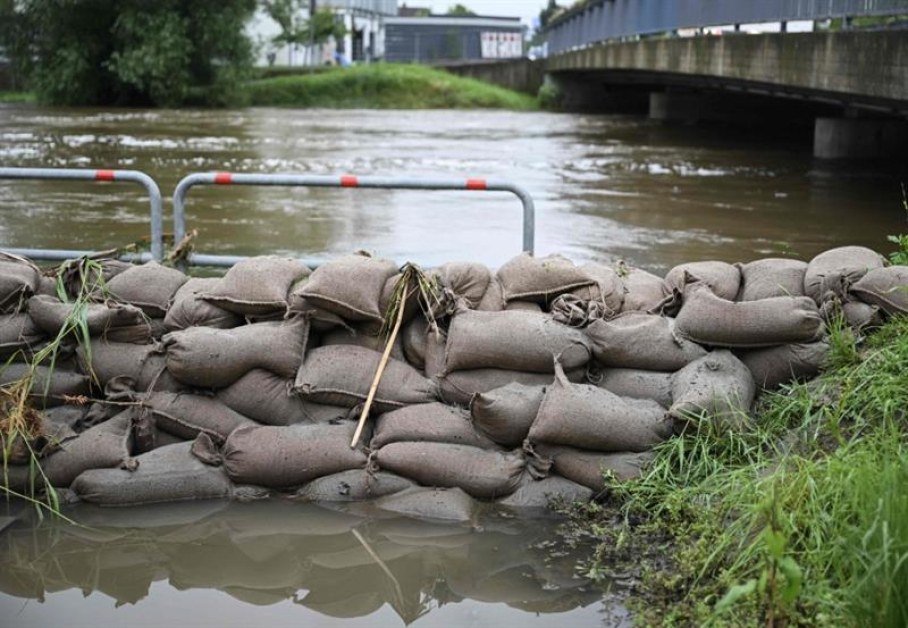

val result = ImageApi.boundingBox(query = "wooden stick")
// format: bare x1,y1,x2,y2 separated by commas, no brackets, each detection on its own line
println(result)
350,283,408,449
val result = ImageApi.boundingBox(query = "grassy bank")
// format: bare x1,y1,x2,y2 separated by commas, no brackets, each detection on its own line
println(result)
244,63,538,110
0,91,35,104
569,315,908,626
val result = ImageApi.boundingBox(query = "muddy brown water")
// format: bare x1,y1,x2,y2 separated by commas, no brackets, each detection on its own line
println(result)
0,105,904,626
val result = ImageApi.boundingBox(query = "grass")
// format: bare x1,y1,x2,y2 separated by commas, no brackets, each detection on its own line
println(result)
0,91,35,104
567,314,908,626
243,63,538,110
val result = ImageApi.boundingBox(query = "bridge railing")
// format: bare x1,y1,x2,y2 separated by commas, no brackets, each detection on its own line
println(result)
545,0,908,54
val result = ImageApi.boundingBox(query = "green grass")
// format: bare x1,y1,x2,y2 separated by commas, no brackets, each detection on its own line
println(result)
243,63,538,110
568,314,908,626
0,91,35,104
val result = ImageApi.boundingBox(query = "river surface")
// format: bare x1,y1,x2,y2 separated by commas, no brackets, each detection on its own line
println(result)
0,105,904,628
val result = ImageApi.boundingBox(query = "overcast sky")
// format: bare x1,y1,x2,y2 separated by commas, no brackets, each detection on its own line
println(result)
418,1,548,26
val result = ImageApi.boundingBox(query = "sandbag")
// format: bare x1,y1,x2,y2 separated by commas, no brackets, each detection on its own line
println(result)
292,253,397,324
444,309,590,374
586,313,706,370
374,442,524,499
401,317,428,369
569,262,625,315
373,486,479,523
504,300,543,312
163,317,308,389
533,444,654,491
429,261,491,310
804,246,885,304
550,294,608,327
528,364,671,452
675,284,824,348
497,473,593,509
370,402,497,449
590,367,673,408
319,325,406,363
223,422,368,488
737,341,830,389
496,252,594,304
0,312,45,357
163,277,243,331
144,391,257,443
216,369,313,426
286,294,349,332
27,295,151,344
436,367,587,407
476,278,505,311
616,263,666,313
40,412,134,487
0,363,91,408
106,261,187,317
670,350,756,426
736,258,807,301
664,260,740,302
78,339,183,393
71,441,233,506
201,256,310,316
295,345,435,412
470,383,545,447
0,408,77,465
293,469,416,502
850,266,908,316
0,252,40,312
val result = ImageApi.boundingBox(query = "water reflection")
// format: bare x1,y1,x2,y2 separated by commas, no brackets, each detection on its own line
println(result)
0,500,606,625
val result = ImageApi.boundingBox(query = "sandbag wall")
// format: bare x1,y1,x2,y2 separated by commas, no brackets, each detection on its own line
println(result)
0,246,905,512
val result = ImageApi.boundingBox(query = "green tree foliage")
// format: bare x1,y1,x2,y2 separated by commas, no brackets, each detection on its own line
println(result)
446,4,476,17
1,0,256,106
261,1,345,48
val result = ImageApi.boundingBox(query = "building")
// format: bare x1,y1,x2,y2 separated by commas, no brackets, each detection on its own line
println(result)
384,14,524,63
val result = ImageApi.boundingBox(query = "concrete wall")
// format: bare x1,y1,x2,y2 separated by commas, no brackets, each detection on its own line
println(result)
441,59,546,96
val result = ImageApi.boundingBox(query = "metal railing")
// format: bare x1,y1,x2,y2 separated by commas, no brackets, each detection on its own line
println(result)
0,167,164,262
546,0,908,54
172,172,536,268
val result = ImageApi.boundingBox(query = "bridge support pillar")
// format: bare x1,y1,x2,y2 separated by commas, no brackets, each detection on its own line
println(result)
649,92,702,123
814,117,908,159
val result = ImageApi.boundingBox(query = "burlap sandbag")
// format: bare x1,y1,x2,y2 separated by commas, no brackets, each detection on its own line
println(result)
40,412,134,487
295,345,435,412
804,246,885,304
616,262,667,313
78,339,183,393
374,441,525,499
201,256,310,316
106,261,187,317
569,262,625,315
292,253,397,324
0,363,91,408
320,325,406,363
0,252,40,312
144,391,256,443
736,258,807,301
590,367,673,408
430,261,492,310
374,486,479,523
401,317,429,369
470,383,545,447
819,299,883,331
216,369,312,426
585,312,706,370
496,252,594,304
164,277,243,331
71,440,234,506
163,316,308,389
670,350,756,427
436,366,585,407
675,284,824,348
371,402,498,449
504,300,543,312
293,469,416,503
528,364,671,452
476,278,505,311
664,260,741,302
223,422,368,488
497,473,593,509
444,309,590,374
850,266,908,316
737,341,830,389
286,294,349,332
0,312,45,357
533,444,654,491
28,295,151,344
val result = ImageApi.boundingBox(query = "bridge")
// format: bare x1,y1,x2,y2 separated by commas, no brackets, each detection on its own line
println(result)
448,0,908,159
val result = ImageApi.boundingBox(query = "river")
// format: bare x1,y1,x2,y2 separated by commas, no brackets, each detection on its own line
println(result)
0,105,904,627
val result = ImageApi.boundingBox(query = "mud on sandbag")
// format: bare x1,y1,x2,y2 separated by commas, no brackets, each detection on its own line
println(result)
163,316,308,389
370,402,499,450
849,266,908,317
28,295,152,344
143,391,256,443
0,312,45,358
436,366,586,407
736,258,807,301
292,253,397,325
105,261,187,318
0,252,40,313
373,486,480,524
589,367,673,409
293,469,416,503
0,363,91,408
531,444,654,491
737,341,830,390
78,339,183,393
201,255,310,316
496,252,594,305
528,363,672,453
295,345,435,412
373,441,525,499
670,350,756,429
444,308,590,374
164,277,244,331
674,284,824,348
804,245,885,305
470,382,545,448
497,472,594,509
615,262,667,313
223,421,368,488
217,369,315,426
585,312,706,371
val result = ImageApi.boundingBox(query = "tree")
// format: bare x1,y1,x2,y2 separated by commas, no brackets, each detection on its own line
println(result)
261,1,346,65
446,4,476,17
3,0,257,106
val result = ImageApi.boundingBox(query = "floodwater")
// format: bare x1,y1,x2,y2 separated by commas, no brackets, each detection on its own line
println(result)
0,105,905,627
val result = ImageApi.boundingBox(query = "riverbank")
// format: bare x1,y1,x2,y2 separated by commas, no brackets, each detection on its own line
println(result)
566,314,908,626
0,92,34,104
244,64,538,110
